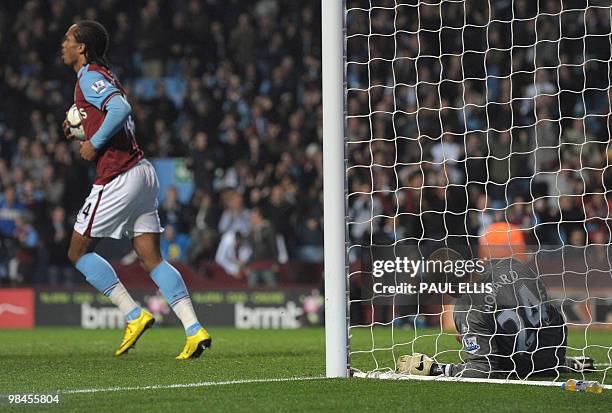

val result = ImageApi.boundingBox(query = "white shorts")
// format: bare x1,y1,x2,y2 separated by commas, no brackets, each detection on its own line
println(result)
74,159,163,239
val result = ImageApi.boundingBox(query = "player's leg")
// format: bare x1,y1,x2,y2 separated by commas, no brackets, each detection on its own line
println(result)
132,232,211,359
71,179,156,356
69,221,143,321
68,229,154,356
128,159,211,359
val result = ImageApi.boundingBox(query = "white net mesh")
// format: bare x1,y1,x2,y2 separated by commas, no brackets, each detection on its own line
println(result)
345,0,612,383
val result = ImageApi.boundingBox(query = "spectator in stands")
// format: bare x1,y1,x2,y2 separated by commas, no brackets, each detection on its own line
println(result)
46,206,74,286
187,229,218,277
263,185,293,249
10,215,39,284
160,224,190,262
186,132,217,194
147,83,178,127
296,215,323,263
186,189,219,275
137,1,165,79
215,231,251,279
246,208,278,287
187,189,219,235
218,190,250,236
533,198,559,245
0,233,9,284
569,228,587,247
159,185,187,234
41,164,64,206
559,195,586,243
0,186,26,238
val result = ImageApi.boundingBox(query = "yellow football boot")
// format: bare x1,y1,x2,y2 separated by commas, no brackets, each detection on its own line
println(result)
176,327,212,360
115,309,155,356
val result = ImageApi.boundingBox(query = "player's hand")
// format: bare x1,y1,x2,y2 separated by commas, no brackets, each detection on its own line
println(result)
62,119,75,140
79,140,97,161
564,356,595,372
396,353,435,376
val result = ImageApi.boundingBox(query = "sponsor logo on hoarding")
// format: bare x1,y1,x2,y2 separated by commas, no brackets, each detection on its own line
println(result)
0,303,27,315
81,303,125,329
235,301,304,329
34,288,322,328
0,289,34,328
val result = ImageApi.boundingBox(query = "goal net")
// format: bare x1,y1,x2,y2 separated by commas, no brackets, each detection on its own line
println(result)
343,0,612,384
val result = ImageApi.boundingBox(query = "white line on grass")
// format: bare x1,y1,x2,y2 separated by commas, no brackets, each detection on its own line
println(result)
59,372,612,394
61,376,326,394
352,371,612,389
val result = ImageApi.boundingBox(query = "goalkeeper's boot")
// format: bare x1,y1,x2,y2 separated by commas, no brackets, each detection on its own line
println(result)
176,327,212,360
115,309,155,356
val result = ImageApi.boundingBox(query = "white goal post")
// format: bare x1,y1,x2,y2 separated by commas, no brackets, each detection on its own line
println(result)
323,0,612,384
322,0,349,378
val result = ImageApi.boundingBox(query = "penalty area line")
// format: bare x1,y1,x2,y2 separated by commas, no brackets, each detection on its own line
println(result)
60,376,326,395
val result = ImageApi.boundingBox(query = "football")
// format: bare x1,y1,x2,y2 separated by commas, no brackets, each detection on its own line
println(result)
66,104,86,140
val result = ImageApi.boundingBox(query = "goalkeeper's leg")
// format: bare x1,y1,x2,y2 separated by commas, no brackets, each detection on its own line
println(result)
132,233,211,359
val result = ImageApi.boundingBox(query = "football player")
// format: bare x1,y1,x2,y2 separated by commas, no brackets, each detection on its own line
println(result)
397,243,593,379
61,21,211,359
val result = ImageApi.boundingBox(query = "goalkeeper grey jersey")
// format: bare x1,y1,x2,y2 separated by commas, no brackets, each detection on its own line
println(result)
450,258,566,378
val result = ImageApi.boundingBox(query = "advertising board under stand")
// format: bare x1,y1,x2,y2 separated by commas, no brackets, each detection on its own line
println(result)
34,288,324,329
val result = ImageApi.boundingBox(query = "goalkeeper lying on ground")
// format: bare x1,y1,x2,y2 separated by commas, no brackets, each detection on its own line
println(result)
397,247,593,379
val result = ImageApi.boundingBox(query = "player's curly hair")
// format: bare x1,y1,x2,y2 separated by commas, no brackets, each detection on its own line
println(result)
75,20,110,68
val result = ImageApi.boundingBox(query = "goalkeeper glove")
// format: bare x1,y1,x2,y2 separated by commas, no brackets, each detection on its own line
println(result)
564,356,595,372
396,353,445,376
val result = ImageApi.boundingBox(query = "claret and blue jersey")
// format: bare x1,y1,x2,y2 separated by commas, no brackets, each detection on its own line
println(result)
74,63,143,185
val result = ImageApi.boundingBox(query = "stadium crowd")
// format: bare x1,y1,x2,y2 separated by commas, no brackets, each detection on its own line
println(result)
1,0,611,288
346,0,612,256
0,0,323,285
344,0,612,326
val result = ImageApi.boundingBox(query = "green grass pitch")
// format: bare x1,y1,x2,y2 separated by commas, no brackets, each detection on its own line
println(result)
0,327,610,412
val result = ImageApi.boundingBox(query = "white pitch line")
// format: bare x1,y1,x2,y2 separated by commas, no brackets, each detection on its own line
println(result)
60,376,326,395
353,371,612,389
57,372,612,395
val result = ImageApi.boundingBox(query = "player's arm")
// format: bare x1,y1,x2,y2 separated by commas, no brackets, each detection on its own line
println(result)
440,331,499,378
444,310,503,378
89,95,131,149
396,336,498,379
78,71,131,150
397,313,500,378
